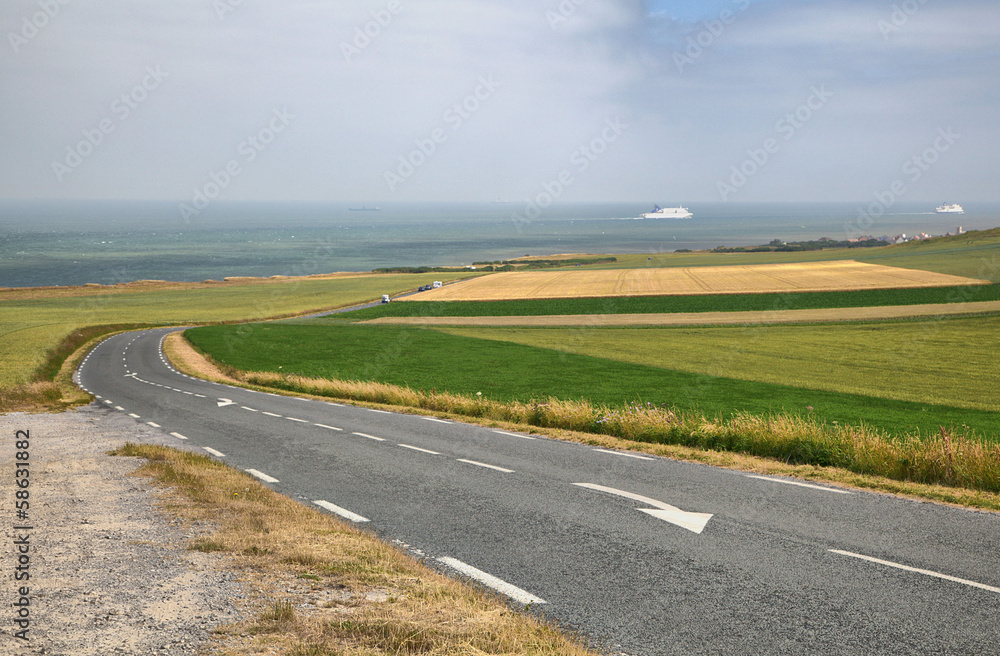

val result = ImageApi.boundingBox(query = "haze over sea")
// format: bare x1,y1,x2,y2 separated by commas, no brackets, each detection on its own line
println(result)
2,200,996,288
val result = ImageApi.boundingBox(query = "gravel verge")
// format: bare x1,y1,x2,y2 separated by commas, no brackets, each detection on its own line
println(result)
0,404,247,655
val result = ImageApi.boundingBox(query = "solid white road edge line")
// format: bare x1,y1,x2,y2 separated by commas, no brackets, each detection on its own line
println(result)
493,430,535,440
203,447,226,458
593,448,655,461
245,469,279,484
399,444,441,455
353,432,386,442
829,550,1000,594
746,474,851,494
423,417,451,424
457,459,514,473
437,557,546,606
313,500,369,523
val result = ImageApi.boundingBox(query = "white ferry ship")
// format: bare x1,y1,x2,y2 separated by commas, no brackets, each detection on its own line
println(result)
641,205,693,219
935,203,964,214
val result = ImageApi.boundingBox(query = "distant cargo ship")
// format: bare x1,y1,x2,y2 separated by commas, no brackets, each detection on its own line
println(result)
641,205,693,219
935,203,964,214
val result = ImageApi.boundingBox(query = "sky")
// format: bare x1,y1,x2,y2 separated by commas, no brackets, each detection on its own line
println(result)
2,0,998,205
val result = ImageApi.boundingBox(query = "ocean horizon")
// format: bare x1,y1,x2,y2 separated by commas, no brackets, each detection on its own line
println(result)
2,199,996,288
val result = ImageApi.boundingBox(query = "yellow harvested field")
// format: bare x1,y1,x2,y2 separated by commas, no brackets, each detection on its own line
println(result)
366,301,1000,327
401,261,985,301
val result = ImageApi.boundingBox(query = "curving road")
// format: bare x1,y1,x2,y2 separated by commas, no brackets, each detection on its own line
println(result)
76,328,1000,655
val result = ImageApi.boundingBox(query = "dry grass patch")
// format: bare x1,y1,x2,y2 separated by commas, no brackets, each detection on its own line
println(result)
402,261,985,301
113,443,595,656
164,330,236,384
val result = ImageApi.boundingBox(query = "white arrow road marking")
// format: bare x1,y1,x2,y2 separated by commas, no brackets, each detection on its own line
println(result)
830,550,1000,594
314,500,369,523
437,557,546,606
574,482,714,534
245,469,279,483
217,398,235,407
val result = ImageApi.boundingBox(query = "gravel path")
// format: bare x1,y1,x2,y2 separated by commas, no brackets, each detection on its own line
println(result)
1,404,247,655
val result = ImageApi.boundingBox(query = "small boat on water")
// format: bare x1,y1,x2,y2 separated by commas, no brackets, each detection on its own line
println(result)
349,205,381,211
935,203,964,214
641,205,692,219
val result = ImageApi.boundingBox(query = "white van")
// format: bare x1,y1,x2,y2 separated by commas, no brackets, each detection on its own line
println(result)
381,294,390,303
432,281,442,288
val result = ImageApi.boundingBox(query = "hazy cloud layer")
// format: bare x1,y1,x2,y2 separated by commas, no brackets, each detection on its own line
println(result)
2,0,997,204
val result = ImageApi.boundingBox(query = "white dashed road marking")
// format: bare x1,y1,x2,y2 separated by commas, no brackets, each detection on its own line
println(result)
313,500,369,523
457,459,514,473
245,469,279,484
436,557,546,606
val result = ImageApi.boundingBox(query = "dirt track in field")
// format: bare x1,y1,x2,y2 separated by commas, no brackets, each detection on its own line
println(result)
364,300,1000,327
401,261,986,302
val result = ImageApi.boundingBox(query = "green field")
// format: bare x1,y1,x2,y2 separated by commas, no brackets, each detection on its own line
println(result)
0,273,471,387
329,283,1000,321
585,227,1000,281
439,315,1000,412
185,322,1000,440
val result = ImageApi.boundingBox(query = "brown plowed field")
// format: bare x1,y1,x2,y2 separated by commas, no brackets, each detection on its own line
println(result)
402,261,985,302
365,301,1000,327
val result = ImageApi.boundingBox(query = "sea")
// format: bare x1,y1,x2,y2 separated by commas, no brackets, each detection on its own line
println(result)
1,200,995,288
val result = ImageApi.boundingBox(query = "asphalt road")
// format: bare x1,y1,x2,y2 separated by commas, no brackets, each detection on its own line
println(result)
76,327,1000,655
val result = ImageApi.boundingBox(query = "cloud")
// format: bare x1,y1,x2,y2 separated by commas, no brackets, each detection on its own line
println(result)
0,0,996,203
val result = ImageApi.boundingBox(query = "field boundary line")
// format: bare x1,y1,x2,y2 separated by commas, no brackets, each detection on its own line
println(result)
363,300,1000,327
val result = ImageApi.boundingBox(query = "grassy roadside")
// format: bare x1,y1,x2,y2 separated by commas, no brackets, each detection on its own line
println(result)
0,323,153,413
165,332,1000,511
182,322,1000,438
112,443,595,656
